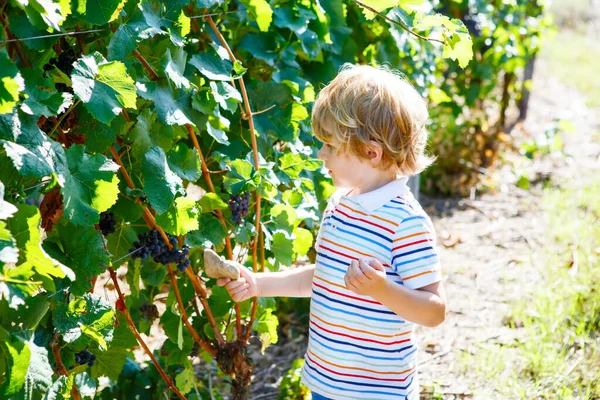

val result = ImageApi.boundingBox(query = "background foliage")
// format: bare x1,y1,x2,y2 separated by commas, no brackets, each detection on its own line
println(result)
0,0,545,398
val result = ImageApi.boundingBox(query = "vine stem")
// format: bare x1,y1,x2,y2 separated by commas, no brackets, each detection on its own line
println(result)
109,145,225,346
185,123,242,339
352,0,445,45
168,264,216,355
107,267,186,400
50,334,81,400
203,15,263,344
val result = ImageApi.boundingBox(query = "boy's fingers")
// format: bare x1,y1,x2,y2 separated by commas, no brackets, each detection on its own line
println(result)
359,259,377,279
225,278,246,291
216,278,230,287
230,283,249,296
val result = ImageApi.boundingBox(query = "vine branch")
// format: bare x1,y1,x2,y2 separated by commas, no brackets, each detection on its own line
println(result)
203,14,264,344
107,267,186,400
50,334,81,400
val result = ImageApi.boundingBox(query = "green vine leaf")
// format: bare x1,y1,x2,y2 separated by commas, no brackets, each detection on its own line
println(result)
141,146,185,215
61,145,120,226
189,49,233,81
82,0,123,25
155,197,200,235
0,329,31,397
53,294,115,350
198,193,228,214
42,220,111,296
71,52,137,125
0,111,66,179
239,0,273,32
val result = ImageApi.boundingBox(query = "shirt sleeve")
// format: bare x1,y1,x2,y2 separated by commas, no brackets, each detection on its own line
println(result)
391,214,442,289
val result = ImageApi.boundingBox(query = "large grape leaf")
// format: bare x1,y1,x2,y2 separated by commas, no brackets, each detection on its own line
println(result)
189,49,233,81
11,0,70,31
20,70,73,118
130,109,175,160
23,336,53,398
239,0,273,32
0,50,24,114
82,0,123,25
167,143,202,181
155,197,199,235
186,214,227,252
0,111,66,178
71,52,136,125
53,294,115,350
90,349,127,381
6,205,64,280
141,146,185,215
0,221,18,265
0,329,31,398
162,47,190,89
61,145,120,226
42,220,111,296
136,81,193,126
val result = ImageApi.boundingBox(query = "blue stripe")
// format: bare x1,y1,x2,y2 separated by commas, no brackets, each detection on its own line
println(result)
392,246,434,263
322,222,391,251
310,336,417,361
390,199,410,206
382,204,410,214
311,297,404,323
305,358,414,390
313,289,396,315
309,327,413,354
330,215,392,243
399,215,426,223
395,253,437,268
317,252,350,267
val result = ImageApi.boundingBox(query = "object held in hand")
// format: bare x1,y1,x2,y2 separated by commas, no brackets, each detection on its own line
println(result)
203,249,241,280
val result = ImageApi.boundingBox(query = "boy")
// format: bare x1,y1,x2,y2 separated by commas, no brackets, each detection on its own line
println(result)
217,64,447,399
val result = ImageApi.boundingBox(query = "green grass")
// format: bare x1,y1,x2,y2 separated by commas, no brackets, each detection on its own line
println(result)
462,180,600,398
540,29,600,107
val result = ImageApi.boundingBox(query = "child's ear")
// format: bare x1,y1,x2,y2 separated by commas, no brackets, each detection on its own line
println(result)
366,141,383,165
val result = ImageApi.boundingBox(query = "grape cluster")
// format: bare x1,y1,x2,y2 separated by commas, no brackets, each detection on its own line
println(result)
139,302,159,321
98,211,116,236
42,48,78,93
229,192,250,225
129,229,191,271
75,350,96,367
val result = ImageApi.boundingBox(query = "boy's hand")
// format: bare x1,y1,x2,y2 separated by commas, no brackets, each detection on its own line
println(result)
344,258,387,297
216,266,259,302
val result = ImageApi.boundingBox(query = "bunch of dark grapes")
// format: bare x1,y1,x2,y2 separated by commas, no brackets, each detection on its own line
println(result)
139,302,159,321
98,211,116,236
75,350,96,367
129,229,191,271
190,342,199,358
42,48,78,93
229,192,250,225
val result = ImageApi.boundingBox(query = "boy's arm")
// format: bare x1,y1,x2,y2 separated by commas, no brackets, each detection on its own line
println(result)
217,264,315,302
344,259,446,327
256,264,315,298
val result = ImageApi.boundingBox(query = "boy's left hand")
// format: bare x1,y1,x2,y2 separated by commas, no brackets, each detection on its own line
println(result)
344,258,387,297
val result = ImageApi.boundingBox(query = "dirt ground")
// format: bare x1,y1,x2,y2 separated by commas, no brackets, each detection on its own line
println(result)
248,57,600,399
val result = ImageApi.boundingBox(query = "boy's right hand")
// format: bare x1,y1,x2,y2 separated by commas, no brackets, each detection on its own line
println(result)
216,266,259,302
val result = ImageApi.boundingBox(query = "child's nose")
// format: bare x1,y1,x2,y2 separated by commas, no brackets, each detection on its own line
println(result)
317,146,326,161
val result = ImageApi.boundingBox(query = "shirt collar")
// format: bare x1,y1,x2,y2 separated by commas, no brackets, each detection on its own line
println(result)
338,176,410,213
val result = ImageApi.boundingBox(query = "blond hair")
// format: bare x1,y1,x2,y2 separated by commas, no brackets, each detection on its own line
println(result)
311,64,435,176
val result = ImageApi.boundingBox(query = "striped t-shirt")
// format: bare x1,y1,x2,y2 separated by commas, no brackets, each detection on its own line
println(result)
301,177,442,400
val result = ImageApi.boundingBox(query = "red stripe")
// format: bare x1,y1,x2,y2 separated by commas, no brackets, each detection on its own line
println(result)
319,244,392,269
306,354,415,382
311,321,411,346
392,239,431,252
313,281,380,305
336,209,395,234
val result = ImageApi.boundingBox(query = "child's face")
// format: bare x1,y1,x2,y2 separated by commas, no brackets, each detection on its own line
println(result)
317,140,372,189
